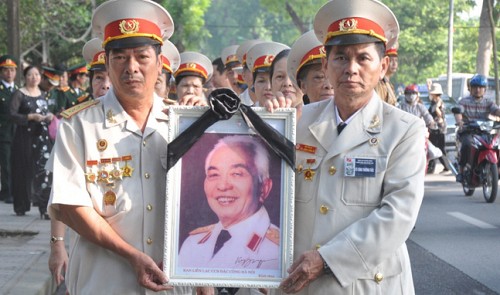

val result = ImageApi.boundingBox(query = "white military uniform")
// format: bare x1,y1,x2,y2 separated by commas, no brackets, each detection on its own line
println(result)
278,94,425,294
239,88,254,106
179,206,280,271
48,90,192,295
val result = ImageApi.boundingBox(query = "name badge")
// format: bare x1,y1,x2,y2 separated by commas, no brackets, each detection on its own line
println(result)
344,157,376,177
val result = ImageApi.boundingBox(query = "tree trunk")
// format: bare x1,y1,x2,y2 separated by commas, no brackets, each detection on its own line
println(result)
7,0,20,83
285,1,307,34
476,0,493,76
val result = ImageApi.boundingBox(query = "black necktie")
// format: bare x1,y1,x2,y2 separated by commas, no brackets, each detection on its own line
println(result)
337,122,347,134
213,230,231,256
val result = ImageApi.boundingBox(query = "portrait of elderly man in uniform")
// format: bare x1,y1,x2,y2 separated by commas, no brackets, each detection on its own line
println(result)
178,134,281,272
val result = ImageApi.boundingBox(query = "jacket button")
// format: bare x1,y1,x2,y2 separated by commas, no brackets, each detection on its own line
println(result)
143,140,146,147
144,173,150,179
329,166,337,175
146,204,153,211
319,205,329,214
146,237,153,245
374,273,383,284
315,244,322,250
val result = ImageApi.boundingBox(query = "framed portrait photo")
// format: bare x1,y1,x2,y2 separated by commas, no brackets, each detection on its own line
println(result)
164,106,296,289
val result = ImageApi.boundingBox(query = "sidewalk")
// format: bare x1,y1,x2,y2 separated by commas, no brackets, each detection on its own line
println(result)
0,201,58,295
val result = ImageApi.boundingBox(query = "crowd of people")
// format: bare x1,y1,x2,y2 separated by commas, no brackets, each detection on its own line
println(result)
1,0,495,294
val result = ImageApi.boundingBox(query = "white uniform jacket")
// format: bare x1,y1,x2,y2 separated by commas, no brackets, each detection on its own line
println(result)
283,94,425,294
48,90,191,295
178,206,280,272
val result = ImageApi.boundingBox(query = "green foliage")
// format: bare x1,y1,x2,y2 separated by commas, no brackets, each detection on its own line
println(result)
161,0,211,52
0,0,498,83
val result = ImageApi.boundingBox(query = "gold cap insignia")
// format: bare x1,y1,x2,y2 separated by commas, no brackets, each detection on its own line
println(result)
119,19,140,34
339,18,358,32
187,63,197,69
264,55,274,66
97,52,106,63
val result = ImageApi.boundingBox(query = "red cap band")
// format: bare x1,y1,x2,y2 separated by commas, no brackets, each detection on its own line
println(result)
325,17,386,44
103,18,163,47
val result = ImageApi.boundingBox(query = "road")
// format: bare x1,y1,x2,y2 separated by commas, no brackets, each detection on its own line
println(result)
409,167,500,295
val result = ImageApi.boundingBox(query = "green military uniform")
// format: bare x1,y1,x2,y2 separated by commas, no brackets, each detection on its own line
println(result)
66,63,91,108
0,55,18,202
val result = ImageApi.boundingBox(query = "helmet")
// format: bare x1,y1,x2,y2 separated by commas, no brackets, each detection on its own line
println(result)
469,74,487,87
404,84,419,94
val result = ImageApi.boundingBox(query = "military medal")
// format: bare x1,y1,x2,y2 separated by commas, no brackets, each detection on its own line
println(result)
121,155,134,177
296,164,303,173
97,139,108,151
296,143,317,154
304,168,315,181
85,160,98,183
98,158,112,183
110,157,123,180
304,158,316,180
103,190,117,206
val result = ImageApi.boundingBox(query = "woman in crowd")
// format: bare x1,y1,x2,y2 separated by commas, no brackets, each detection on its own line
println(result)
287,30,334,105
174,51,212,104
245,41,289,106
10,65,54,218
269,48,303,109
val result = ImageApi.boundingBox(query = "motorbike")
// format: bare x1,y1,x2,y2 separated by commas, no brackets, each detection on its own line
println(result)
454,120,500,203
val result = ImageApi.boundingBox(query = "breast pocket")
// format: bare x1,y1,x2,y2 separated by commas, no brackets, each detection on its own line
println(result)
341,155,387,206
295,153,324,203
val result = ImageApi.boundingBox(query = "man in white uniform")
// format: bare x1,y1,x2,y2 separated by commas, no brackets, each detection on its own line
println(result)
48,1,204,294
178,135,280,271
276,0,426,294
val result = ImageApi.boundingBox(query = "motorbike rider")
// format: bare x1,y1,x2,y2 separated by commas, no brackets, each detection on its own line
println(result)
454,74,500,183
399,84,437,129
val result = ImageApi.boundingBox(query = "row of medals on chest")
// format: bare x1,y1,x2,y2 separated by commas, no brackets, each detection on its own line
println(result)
85,155,134,206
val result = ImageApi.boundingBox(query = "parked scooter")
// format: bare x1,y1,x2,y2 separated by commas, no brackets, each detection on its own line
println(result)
453,119,500,203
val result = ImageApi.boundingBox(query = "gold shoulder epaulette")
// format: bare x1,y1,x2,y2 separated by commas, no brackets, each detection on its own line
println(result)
61,100,100,119
189,224,216,235
265,226,280,245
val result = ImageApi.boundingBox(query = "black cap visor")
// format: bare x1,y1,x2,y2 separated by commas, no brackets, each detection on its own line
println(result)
105,37,161,50
325,34,384,47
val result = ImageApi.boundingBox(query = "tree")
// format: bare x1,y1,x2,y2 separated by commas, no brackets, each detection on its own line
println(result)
160,0,211,53
476,0,499,76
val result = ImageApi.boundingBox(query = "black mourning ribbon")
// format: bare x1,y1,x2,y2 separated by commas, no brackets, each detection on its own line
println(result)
166,88,295,171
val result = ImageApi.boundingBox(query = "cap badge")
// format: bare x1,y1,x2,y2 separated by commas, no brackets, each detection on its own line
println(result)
264,55,274,66
97,52,105,63
119,19,140,34
319,47,326,55
187,63,197,69
339,19,358,32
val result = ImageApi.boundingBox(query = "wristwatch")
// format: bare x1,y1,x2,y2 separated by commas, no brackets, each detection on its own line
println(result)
320,253,333,275
50,236,64,244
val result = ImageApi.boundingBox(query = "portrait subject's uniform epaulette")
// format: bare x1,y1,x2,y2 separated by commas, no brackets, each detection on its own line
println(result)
265,226,280,246
61,100,100,119
189,224,216,244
